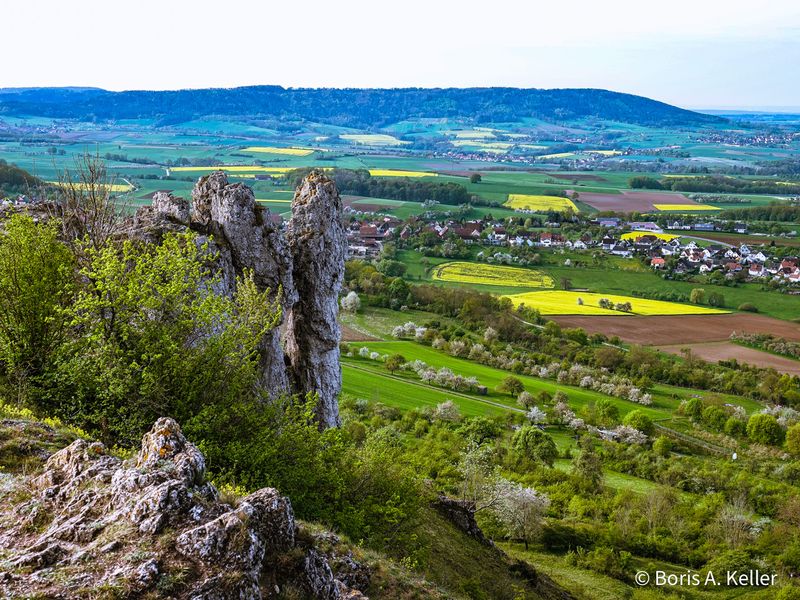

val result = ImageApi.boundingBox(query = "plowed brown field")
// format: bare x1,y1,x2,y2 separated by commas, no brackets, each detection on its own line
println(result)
551,313,800,345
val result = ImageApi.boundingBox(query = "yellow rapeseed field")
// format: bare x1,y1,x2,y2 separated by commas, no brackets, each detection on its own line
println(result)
432,262,554,289
620,232,679,242
242,146,315,156
368,169,437,178
504,291,728,316
585,150,621,156
171,166,296,173
505,194,578,212
653,204,720,212
48,181,132,192
537,152,575,160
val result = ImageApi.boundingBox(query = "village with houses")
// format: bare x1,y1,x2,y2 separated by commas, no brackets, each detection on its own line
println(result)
344,207,800,288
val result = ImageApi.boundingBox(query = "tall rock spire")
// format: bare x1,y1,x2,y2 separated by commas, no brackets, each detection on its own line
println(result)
285,171,346,428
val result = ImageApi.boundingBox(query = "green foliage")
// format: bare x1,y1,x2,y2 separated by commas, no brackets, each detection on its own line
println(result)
572,435,603,492
377,259,407,278
0,214,75,392
622,410,654,436
652,436,672,457
45,232,281,445
724,416,747,437
786,423,800,456
746,413,784,446
194,394,423,550
511,426,558,467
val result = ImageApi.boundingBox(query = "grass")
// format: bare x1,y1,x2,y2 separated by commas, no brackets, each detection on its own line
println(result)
505,194,578,212
341,362,508,417
505,291,728,316
431,262,554,288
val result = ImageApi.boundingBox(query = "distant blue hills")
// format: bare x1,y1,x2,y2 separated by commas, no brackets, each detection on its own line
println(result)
0,86,723,128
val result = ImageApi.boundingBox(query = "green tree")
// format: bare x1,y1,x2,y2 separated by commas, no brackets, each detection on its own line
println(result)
653,435,672,457
747,414,784,446
50,232,281,445
786,423,800,456
497,375,525,397
511,426,558,467
572,435,603,492
623,410,654,436
0,214,75,400
385,353,405,374
707,291,725,308
690,288,706,305
376,259,407,277
469,173,482,184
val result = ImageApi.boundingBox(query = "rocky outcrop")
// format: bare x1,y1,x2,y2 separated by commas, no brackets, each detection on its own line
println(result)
0,418,369,599
431,494,492,546
129,170,344,423
285,172,346,428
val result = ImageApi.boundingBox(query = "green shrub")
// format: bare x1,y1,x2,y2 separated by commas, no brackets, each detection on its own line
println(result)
747,414,784,446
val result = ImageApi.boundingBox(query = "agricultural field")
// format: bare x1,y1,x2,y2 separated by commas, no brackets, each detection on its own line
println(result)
241,146,316,156
48,180,133,192
367,169,437,178
505,290,729,316
504,194,578,212
653,203,720,211
340,133,409,146
551,313,800,345
431,261,554,288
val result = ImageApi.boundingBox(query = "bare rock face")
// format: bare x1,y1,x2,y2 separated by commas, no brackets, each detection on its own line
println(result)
152,190,190,223
285,172,346,427
0,419,369,599
135,170,345,420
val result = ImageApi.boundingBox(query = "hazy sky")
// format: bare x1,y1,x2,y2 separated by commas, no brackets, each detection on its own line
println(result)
4,0,799,109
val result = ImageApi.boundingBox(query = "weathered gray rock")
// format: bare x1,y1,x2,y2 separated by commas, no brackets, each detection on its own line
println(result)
152,191,190,222
141,170,347,426
190,171,297,397
285,171,346,427
0,418,369,599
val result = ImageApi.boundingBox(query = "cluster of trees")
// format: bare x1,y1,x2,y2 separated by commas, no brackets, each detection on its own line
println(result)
338,395,800,591
719,204,800,223
290,168,474,205
0,160,43,195
731,332,800,360
630,174,800,195
0,86,720,128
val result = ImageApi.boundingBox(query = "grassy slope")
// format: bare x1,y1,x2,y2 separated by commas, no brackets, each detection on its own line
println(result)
347,340,676,421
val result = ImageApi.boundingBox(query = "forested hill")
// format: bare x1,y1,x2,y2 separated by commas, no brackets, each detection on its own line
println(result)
0,86,722,128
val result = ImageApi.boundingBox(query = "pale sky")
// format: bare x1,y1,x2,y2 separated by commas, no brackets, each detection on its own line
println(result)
3,0,799,109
